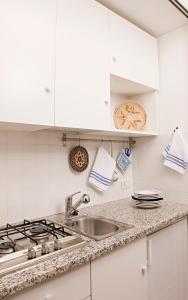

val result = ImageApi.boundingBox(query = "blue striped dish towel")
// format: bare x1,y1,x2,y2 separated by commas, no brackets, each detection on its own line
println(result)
88,147,116,192
163,128,188,174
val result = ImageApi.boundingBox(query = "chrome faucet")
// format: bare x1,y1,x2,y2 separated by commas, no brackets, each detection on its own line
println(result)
65,191,90,219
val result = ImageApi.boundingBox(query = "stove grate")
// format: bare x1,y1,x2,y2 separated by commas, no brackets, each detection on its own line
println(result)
0,219,71,246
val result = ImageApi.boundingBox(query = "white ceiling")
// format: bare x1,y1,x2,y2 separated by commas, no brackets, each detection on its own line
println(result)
97,0,188,37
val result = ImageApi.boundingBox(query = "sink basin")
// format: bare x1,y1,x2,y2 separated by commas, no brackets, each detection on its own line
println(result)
63,215,133,240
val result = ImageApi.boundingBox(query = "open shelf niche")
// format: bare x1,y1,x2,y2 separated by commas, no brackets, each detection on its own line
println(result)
110,74,159,137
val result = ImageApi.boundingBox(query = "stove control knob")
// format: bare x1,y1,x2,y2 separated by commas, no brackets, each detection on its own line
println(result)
47,241,55,253
42,243,50,255
54,239,61,251
28,247,36,259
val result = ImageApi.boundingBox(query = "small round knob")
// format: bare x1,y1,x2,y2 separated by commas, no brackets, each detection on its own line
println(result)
42,243,50,255
112,57,116,62
141,265,147,275
82,194,90,203
45,87,51,93
54,239,61,251
28,247,36,259
104,100,109,105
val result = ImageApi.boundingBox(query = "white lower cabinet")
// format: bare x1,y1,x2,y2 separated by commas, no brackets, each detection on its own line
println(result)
8,219,188,300
9,264,90,300
91,218,188,300
91,238,147,300
147,218,187,300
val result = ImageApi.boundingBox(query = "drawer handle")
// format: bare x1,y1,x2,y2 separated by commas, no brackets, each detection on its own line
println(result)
141,264,147,275
147,239,152,268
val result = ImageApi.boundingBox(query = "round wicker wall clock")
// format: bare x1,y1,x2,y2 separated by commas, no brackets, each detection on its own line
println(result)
114,101,147,131
69,146,89,172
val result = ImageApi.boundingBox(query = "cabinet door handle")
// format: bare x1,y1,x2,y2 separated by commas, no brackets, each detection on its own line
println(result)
141,264,147,275
112,57,116,62
45,87,51,93
104,100,109,105
147,239,152,268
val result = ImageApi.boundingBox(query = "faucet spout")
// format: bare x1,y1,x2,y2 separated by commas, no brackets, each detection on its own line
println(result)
65,192,90,219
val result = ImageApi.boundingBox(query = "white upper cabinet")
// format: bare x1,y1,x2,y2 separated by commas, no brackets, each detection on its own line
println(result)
55,0,110,130
0,0,159,133
110,11,158,89
0,0,56,126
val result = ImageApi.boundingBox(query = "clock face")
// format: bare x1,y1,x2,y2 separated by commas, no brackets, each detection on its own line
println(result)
114,101,147,131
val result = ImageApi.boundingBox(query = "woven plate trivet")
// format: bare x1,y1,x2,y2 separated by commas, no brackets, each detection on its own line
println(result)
69,146,89,172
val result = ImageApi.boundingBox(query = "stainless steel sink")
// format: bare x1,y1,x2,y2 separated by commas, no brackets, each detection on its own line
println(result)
63,215,133,240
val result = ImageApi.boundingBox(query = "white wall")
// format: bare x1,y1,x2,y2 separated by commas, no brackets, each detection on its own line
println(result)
133,24,188,203
0,129,132,225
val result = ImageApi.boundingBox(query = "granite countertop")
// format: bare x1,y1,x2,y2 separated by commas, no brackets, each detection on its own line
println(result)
1,198,188,299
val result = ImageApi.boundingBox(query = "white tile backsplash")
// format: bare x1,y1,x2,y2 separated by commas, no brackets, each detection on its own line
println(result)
0,130,132,225
133,133,188,203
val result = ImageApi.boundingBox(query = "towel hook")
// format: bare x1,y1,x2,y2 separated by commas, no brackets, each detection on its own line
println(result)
110,140,113,157
62,133,67,147
129,137,136,149
98,139,103,148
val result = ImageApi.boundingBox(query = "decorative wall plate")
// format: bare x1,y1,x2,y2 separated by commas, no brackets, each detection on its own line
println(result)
69,146,89,172
114,101,147,131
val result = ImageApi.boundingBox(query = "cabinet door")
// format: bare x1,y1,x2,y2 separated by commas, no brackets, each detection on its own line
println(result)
91,238,147,300
0,0,55,126
55,0,110,130
110,11,158,89
9,263,90,300
148,218,187,300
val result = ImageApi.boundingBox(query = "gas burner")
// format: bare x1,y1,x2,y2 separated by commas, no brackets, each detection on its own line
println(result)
0,219,86,275
0,241,16,255
30,225,50,240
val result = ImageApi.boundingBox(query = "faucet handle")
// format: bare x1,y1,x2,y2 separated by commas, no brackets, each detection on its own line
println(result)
82,194,90,204
68,191,81,200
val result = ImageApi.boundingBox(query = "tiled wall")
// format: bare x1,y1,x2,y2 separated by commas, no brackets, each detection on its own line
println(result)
133,24,188,203
0,130,132,225
133,134,188,202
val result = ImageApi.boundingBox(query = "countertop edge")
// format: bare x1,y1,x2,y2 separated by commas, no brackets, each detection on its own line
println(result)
0,200,188,299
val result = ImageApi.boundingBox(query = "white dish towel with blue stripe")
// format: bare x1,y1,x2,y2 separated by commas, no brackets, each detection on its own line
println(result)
89,146,116,192
163,128,188,174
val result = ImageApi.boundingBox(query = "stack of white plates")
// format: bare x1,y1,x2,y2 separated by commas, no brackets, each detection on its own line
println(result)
132,190,163,209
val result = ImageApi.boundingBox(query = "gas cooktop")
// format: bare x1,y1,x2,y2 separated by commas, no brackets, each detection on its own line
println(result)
0,218,85,275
